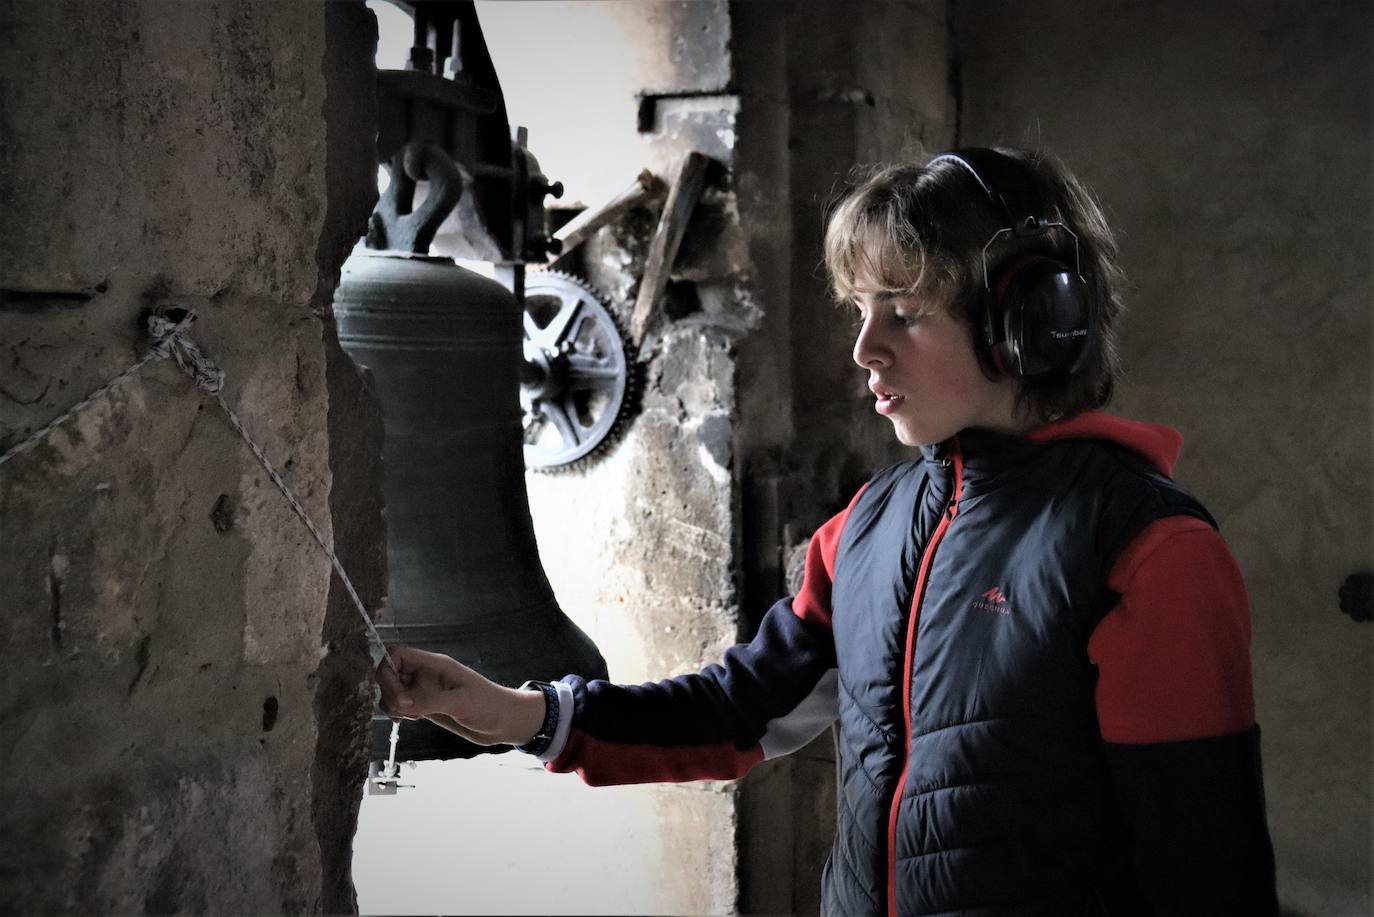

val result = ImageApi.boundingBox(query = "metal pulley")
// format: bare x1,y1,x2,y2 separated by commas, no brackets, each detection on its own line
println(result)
334,141,607,763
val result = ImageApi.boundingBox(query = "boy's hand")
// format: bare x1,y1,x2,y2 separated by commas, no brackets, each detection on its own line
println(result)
376,646,547,748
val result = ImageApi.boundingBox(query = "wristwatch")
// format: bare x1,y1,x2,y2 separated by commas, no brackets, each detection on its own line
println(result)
516,680,559,756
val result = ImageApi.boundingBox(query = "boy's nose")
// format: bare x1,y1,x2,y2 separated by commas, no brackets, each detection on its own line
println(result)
852,322,890,368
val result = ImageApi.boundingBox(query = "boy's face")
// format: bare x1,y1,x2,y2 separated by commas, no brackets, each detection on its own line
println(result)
851,292,1021,446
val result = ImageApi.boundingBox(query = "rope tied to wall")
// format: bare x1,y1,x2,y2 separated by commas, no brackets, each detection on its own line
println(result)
144,307,225,394
0,306,395,672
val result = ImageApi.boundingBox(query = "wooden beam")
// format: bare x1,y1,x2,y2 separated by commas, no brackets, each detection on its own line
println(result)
629,151,711,345
552,169,666,259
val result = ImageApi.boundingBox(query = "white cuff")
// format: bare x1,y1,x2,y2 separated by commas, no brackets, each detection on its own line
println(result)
533,679,576,763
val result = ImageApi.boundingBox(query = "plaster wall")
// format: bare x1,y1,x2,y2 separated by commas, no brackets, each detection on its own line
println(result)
957,3,1373,913
0,1,380,912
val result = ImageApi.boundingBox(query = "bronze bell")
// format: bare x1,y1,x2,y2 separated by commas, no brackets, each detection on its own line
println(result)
334,142,607,762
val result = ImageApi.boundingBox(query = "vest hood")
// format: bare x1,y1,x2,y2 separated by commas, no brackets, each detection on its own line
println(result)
1024,412,1183,477
919,412,1184,497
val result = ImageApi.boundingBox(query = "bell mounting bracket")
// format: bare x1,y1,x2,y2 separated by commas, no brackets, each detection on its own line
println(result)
366,140,466,254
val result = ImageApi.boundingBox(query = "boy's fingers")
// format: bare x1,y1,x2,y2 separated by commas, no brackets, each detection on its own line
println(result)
376,647,429,717
378,695,410,718
376,656,407,696
373,645,487,722
388,678,453,719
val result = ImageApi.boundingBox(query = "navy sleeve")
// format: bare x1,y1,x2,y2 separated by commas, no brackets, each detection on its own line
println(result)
1103,727,1278,916
547,598,838,785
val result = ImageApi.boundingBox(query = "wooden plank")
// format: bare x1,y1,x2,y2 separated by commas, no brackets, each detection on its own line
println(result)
629,151,711,345
552,169,666,259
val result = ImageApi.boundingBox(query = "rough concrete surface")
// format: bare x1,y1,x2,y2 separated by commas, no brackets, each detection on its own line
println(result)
606,0,732,97
764,0,957,532
959,3,1373,913
0,1,379,912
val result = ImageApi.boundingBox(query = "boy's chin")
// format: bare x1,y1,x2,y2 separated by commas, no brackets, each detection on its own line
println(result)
890,421,946,449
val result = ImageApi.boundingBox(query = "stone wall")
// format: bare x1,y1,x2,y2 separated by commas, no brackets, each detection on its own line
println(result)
0,1,380,912
957,3,1372,913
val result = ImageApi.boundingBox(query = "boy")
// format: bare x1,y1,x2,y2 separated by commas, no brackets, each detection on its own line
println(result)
377,147,1278,916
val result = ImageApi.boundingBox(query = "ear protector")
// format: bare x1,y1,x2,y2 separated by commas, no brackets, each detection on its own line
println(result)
927,148,1093,379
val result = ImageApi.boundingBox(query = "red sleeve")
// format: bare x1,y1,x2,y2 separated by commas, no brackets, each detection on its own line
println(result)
791,484,867,630
1088,515,1256,744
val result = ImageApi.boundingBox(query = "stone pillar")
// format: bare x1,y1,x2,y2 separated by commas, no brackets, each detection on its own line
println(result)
0,1,380,911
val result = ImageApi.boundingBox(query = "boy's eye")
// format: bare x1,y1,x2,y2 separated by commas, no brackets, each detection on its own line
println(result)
895,311,923,326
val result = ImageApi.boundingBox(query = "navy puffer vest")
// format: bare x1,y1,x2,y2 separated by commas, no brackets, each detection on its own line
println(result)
822,430,1212,916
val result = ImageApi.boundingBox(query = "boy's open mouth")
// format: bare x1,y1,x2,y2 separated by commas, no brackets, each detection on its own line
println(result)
870,382,905,415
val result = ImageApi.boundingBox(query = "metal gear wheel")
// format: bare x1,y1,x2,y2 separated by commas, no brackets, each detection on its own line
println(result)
518,271,636,471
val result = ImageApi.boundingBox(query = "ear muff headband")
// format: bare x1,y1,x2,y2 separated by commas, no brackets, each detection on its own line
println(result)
929,149,1045,237
928,148,1093,379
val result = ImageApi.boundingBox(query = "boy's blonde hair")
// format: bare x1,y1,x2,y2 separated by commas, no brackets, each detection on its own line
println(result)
824,147,1125,423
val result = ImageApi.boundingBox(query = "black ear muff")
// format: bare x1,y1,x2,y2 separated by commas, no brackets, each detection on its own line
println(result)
928,148,1096,380
986,255,1092,379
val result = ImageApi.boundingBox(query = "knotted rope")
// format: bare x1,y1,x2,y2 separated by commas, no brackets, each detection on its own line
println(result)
0,306,394,671
144,309,226,394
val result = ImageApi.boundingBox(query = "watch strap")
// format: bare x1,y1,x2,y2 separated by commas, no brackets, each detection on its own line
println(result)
516,680,559,756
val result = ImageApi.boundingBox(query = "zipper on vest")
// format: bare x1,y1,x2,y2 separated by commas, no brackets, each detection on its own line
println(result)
885,437,964,917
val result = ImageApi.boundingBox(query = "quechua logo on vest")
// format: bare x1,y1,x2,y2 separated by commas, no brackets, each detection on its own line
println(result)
972,586,1012,615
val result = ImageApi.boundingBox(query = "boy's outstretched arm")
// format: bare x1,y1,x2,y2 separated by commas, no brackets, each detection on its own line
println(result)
1090,515,1279,916
542,496,858,785
545,597,836,784
373,498,857,785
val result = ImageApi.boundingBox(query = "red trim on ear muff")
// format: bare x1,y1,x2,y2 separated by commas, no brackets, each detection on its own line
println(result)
991,254,1055,304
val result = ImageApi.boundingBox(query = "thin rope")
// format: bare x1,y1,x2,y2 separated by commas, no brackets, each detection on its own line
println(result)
0,315,195,467
1,307,394,671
